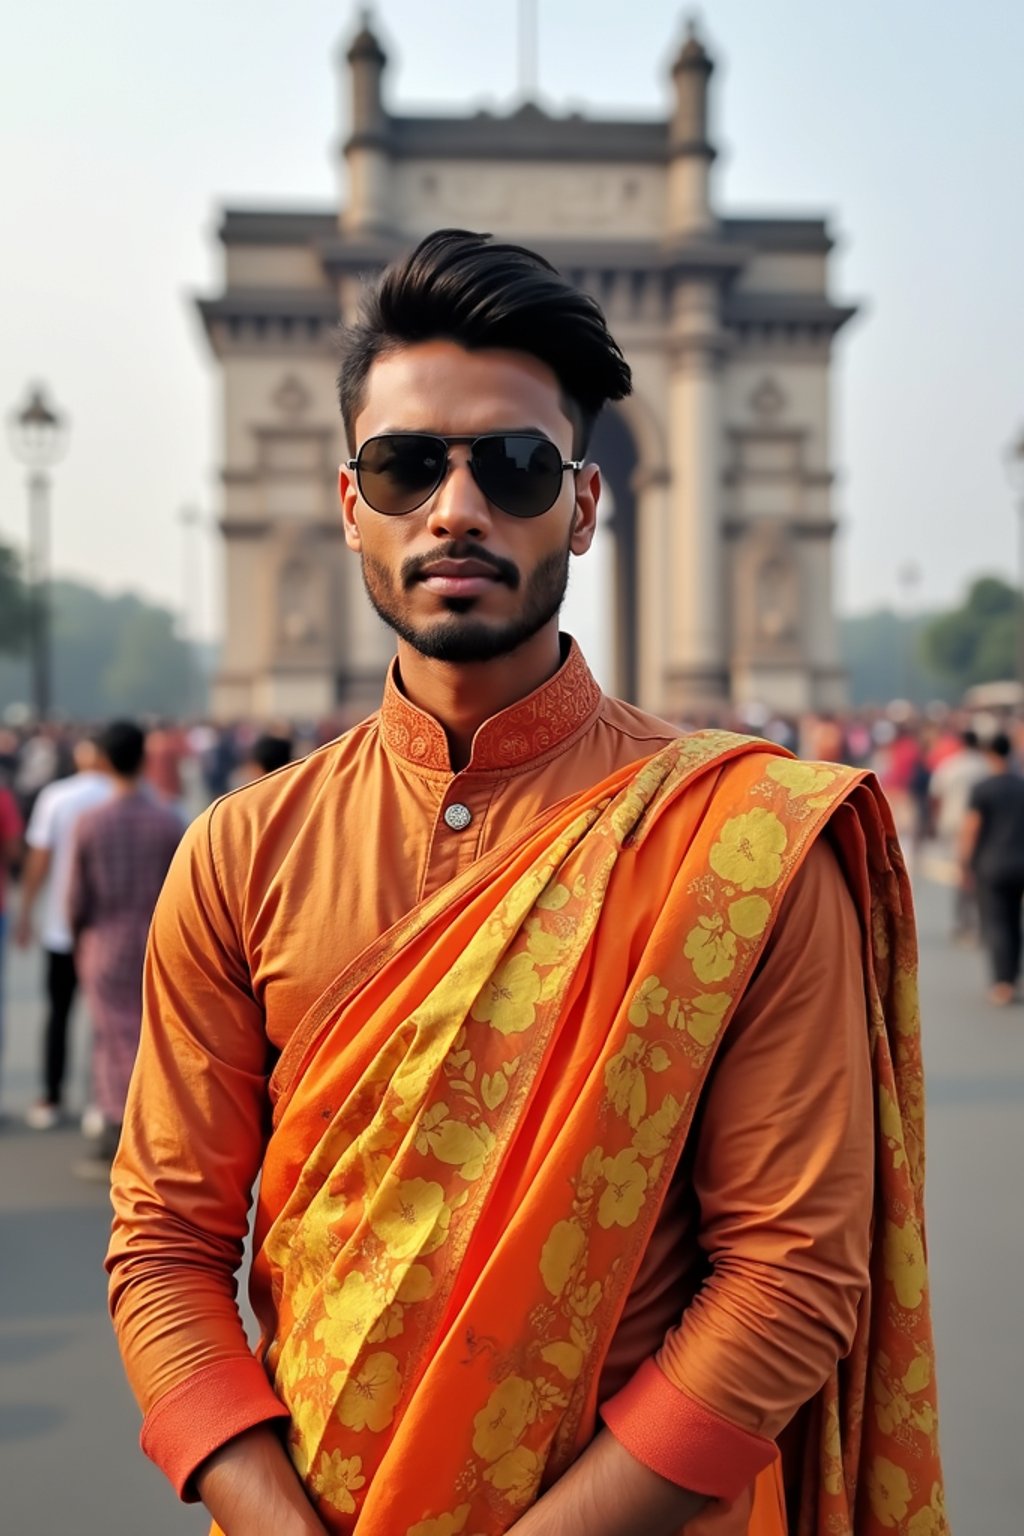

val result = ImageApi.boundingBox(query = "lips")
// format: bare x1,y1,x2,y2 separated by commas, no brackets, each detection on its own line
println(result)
415,557,506,599
418,559,501,580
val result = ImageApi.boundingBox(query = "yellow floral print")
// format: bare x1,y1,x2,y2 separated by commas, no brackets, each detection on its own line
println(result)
336,1351,402,1433
868,1455,912,1527
415,1106,495,1181
604,1034,671,1127
407,1506,472,1536
628,976,669,1028
765,758,837,797
471,1376,538,1461
709,808,787,891
680,992,730,1047
471,953,542,1035
879,1085,908,1170
633,1093,685,1158
524,920,567,966
313,1271,389,1364
539,1219,586,1297
907,1484,947,1536
310,1451,366,1514
288,1389,329,1477
540,1340,584,1380
883,1214,927,1309
597,1148,649,1228
727,894,772,939
483,1445,543,1503
369,1177,450,1261
683,915,738,982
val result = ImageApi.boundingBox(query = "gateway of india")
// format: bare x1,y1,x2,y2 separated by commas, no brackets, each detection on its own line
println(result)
199,13,856,722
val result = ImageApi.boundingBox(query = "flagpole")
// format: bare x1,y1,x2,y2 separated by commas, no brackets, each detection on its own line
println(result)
519,0,537,99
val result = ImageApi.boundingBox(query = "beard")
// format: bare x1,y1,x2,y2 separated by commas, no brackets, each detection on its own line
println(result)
361,538,571,664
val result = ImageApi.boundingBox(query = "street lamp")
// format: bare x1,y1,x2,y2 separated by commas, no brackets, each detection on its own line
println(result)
6,384,69,721
1008,427,1024,695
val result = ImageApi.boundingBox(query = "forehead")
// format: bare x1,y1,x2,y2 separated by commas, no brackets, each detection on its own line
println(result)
355,339,573,442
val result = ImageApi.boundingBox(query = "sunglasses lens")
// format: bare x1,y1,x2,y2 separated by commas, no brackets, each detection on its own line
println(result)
472,435,565,518
357,435,445,515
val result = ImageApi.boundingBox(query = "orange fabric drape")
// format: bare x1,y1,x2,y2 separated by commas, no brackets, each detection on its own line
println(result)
220,734,944,1536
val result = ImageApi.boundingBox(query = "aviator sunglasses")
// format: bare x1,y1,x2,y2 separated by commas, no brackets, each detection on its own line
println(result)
347,432,583,520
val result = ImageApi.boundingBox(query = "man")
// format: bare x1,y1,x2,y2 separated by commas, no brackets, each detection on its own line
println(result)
930,727,989,936
15,732,113,1128
239,732,294,783
67,720,181,1174
960,730,1024,1006
108,231,945,1535
0,780,24,1100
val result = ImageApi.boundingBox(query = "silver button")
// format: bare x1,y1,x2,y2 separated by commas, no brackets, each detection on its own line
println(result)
444,802,472,831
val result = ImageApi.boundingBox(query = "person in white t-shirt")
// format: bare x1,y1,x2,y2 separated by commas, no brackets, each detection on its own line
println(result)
929,728,991,936
14,735,113,1127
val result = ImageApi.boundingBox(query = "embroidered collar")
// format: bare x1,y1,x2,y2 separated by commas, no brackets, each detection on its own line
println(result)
380,638,603,773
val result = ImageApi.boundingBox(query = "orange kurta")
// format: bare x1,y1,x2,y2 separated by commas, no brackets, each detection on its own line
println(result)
107,642,874,1534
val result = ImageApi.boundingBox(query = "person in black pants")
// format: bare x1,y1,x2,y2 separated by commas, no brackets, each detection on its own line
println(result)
961,731,1024,1006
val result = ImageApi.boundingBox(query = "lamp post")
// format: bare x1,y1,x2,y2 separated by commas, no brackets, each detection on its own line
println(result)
6,384,69,721
1008,426,1024,695
178,504,204,716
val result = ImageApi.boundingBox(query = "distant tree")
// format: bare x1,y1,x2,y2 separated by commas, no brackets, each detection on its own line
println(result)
0,540,30,654
919,575,1019,695
840,608,949,706
0,578,203,718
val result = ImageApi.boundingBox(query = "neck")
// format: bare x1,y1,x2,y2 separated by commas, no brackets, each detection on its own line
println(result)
395,621,563,771
112,774,141,797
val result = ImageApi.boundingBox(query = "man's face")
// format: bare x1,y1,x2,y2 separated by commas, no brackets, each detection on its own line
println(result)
339,340,600,664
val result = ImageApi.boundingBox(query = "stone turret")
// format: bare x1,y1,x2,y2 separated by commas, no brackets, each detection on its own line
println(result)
666,20,716,238
339,11,393,233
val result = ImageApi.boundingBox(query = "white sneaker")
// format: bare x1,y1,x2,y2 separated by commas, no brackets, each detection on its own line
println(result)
25,1101,61,1130
81,1105,106,1140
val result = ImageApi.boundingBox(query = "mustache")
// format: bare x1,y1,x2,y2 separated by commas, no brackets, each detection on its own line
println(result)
401,541,520,590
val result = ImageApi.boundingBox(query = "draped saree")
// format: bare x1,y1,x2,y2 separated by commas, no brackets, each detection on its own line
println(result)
227,732,945,1536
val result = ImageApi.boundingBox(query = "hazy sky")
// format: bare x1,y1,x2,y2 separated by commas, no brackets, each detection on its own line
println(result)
2,0,1022,649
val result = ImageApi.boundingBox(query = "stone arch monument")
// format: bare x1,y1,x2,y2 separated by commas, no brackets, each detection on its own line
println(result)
199,15,856,721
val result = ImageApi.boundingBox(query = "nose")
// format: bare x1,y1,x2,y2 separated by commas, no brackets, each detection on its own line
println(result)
424,449,493,541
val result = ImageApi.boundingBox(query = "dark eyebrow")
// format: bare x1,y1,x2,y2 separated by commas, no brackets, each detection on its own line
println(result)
371,426,553,439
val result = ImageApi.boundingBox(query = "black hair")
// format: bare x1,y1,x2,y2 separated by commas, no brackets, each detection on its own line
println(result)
337,228,632,455
961,729,979,749
96,719,146,777
246,734,293,775
988,731,1013,759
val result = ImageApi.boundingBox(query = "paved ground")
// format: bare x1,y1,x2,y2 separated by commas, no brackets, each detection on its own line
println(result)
1,871,1021,1533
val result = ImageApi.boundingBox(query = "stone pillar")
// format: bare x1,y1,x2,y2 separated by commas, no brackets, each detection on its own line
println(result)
633,468,671,715
663,280,728,711
666,22,716,239
339,14,393,234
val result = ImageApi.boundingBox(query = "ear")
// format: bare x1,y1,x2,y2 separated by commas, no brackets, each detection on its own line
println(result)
569,463,601,556
339,463,362,552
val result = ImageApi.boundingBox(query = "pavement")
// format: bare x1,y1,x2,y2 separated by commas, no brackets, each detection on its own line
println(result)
1,870,1022,1534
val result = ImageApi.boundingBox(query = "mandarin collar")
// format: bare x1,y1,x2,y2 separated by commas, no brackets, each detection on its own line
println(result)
380,637,603,773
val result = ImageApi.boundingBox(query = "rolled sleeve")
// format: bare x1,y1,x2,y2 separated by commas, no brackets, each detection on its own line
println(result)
141,1358,289,1500
106,805,278,1497
600,1358,777,1500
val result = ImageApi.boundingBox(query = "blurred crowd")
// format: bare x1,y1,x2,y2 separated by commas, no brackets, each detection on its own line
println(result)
2,697,1023,1177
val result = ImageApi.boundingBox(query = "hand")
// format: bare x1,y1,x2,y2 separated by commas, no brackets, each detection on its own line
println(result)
508,1430,706,1536
195,1426,329,1536
13,913,33,949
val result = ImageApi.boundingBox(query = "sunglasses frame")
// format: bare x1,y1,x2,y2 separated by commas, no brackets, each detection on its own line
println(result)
346,431,583,519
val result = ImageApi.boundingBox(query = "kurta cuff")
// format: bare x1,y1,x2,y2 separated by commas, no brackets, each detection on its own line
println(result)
600,1357,778,1501
140,1356,290,1501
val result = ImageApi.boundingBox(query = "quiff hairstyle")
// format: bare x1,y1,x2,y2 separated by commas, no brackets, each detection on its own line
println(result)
336,228,632,455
